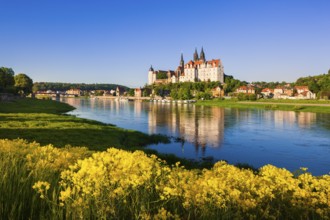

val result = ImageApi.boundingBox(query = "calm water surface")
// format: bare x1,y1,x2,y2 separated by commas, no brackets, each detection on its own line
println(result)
61,98,330,175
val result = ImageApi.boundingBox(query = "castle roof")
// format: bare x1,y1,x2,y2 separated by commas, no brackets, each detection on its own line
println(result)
185,59,221,68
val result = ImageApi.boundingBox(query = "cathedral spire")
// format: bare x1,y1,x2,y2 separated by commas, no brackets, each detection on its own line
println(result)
193,48,199,61
200,47,205,62
180,53,184,67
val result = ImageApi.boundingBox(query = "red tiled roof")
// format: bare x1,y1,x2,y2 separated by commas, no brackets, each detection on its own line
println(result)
185,59,221,68
294,86,309,90
261,88,273,92
238,86,247,90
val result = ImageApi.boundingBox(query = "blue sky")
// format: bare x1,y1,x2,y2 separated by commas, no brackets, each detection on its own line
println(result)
1,0,329,88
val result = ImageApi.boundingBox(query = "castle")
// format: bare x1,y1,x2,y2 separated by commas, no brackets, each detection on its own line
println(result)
148,48,224,85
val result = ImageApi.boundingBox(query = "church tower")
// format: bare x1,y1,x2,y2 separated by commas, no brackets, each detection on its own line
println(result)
193,48,199,61
200,47,205,62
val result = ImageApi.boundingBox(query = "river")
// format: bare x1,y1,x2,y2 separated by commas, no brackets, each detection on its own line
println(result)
60,98,330,175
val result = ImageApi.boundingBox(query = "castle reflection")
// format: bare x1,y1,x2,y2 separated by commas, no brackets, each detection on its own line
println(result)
147,103,225,151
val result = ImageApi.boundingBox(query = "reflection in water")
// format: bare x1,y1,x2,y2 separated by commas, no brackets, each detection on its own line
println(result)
60,98,330,175
272,111,317,129
148,104,225,155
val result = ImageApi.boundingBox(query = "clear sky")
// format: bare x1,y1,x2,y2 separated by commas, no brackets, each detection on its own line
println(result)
1,0,329,88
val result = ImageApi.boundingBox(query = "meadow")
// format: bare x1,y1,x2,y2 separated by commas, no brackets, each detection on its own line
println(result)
1,98,330,219
196,99,330,114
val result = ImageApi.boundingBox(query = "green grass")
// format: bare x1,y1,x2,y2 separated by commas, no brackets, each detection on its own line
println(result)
196,99,330,114
0,98,168,151
0,98,75,113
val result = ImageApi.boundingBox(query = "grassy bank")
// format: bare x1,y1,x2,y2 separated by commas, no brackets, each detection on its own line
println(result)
0,98,75,113
0,98,210,169
196,99,330,114
0,98,168,150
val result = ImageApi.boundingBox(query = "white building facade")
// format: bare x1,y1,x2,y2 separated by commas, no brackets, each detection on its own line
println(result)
148,48,224,85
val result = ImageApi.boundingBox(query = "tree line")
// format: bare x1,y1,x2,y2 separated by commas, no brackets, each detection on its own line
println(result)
33,82,129,92
0,67,33,95
294,70,330,98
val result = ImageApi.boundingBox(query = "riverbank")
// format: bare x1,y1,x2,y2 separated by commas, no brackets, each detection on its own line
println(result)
0,98,213,169
0,98,168,151
196,99,330,114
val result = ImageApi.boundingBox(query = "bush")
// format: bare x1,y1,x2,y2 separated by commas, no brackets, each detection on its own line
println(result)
248,94,257,101
237,93,248,101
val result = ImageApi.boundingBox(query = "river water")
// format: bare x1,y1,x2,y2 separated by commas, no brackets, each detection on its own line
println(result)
61,98,330,175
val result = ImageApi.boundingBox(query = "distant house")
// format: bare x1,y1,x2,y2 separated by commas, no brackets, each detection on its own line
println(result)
103,90,113,96
236,86,255,94
261,88,274,97
273,86,293,99
134,88,151,98
273,87,284,97
66,89,82,97
284,88,293,96
294,86,316,99
294,86,309,94
134,88,143,98
212,86,224,97
116,87,126,96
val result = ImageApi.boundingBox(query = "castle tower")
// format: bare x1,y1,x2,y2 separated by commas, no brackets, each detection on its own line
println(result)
200,47,205,62
148,65,155,85
193,48,199,61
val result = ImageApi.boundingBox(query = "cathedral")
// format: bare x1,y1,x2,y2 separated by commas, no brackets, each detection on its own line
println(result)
148,48,224,85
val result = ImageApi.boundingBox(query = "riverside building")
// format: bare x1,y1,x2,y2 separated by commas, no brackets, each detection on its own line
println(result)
148,48,224,85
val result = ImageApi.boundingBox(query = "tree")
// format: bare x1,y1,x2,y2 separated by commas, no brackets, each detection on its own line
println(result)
14,73,33,95
248,94,257,101
0,67,15,92
156,71,167,79
128,89,135,96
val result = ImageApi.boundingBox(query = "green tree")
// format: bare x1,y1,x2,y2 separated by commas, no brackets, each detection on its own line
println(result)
170,89,178,99
248,94,257,101
0,67,15,92
237,93,248,101
142,89,150,97
308,80,320,93
14,73,33,95
128,89,135,96
178,87,192,100
156,71,167,79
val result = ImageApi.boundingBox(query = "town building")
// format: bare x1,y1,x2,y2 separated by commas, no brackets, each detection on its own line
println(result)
134,88,151,98
236,85,256,94
294,86,316,99
66,89,82,96
261,88,274,97
211,86,224,97
116,86,126,96
148,48,224,85
273,86,293,99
